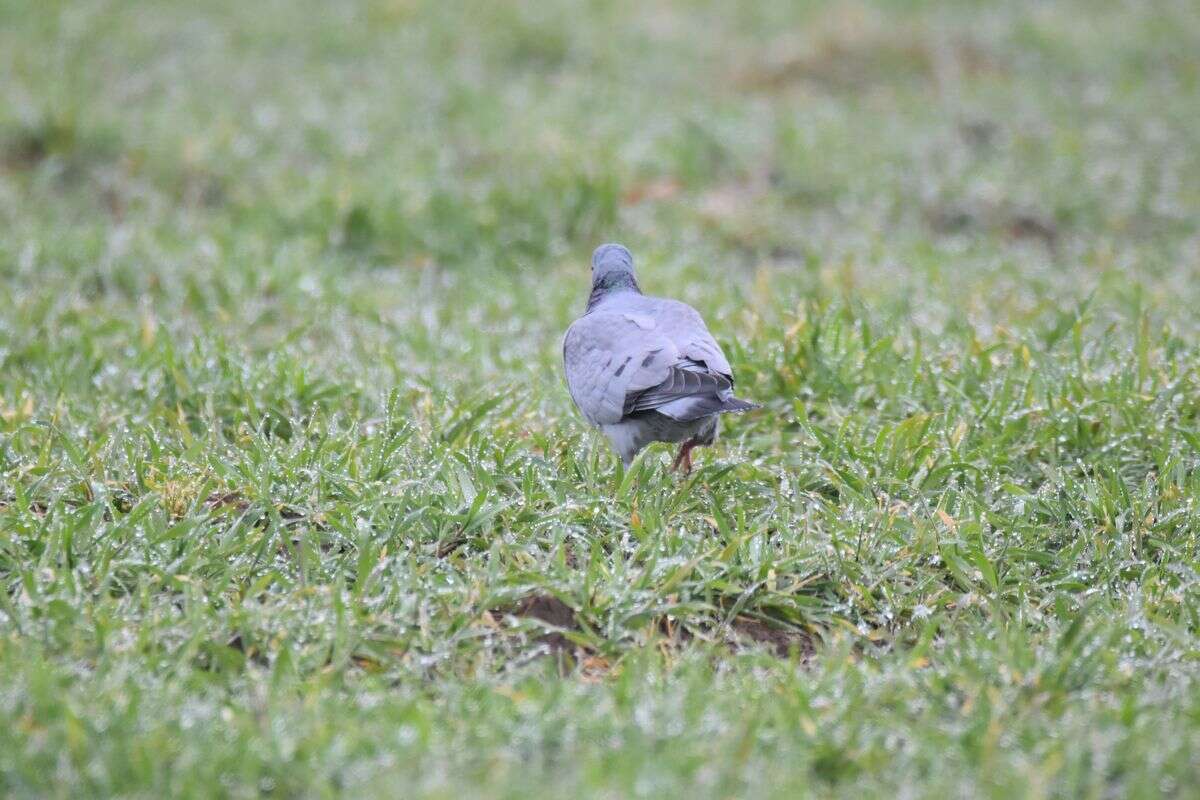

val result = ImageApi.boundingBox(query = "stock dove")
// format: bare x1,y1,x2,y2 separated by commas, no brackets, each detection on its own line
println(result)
562,243,757,472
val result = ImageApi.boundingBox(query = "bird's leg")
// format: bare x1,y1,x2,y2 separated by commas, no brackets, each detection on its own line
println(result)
670,441,689,472
672,439,698,475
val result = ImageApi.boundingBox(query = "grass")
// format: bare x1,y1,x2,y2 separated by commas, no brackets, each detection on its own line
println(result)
2,0,1200,796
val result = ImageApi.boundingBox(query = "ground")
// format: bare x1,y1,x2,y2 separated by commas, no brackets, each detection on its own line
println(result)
2,0,1200,797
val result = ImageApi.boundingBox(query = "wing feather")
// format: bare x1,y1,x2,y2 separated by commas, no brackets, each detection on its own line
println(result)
623,364,732,415
563,296,741,427
562,312,678,426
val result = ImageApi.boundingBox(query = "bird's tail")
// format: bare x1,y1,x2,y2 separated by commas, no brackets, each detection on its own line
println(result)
655,393,761,421
719,395,760,413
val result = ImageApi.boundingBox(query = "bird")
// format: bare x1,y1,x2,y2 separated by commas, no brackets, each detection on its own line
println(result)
562,243,758,473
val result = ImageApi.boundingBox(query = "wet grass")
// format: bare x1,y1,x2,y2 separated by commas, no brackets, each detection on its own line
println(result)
2,0,1200,796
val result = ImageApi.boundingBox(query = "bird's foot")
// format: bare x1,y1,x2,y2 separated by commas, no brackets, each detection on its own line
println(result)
671,440,697,475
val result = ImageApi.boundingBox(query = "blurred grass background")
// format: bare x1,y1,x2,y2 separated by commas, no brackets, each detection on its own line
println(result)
2,0,1200,797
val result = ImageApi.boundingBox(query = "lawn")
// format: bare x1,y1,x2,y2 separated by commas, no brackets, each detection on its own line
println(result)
2,0,1200,796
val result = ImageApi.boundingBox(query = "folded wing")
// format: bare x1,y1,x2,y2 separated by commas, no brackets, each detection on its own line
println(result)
563,306,741,427
563,311,679,426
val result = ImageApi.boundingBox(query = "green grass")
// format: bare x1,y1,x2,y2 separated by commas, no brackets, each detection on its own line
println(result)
3,0,1200,796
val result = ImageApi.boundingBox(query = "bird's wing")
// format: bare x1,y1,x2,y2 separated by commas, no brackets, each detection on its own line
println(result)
562,310,680,426
617,298,741,420
564,298,742,426
648,298,734,379
623,360,732,415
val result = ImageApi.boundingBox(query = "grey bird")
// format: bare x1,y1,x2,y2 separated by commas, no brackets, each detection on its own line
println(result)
562,243,758,473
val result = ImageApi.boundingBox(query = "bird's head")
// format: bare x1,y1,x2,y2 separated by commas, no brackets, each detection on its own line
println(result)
591,243,635,282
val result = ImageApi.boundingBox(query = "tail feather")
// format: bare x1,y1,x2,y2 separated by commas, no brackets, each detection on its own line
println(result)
654,393,761,421
720,395,759,413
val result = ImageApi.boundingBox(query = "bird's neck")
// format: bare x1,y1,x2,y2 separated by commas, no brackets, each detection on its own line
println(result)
587,272,641,311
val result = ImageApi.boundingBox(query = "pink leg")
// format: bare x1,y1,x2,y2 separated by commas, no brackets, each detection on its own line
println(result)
672,439,698,475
